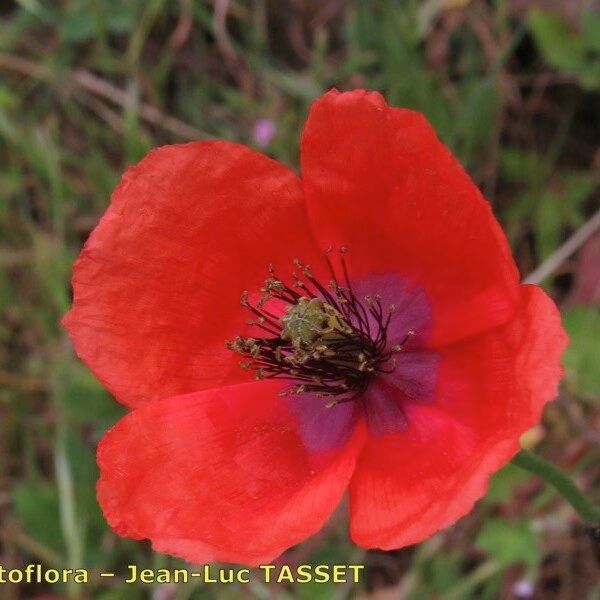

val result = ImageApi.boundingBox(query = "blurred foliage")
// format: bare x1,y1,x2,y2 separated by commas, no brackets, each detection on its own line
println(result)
563,307,600,399
476,519,539,569
501,147,594,260
529,9,600,91
346,1,502,170
0,0,599,599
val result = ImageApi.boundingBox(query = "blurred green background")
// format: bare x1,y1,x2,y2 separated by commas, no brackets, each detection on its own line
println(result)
1,0,599,598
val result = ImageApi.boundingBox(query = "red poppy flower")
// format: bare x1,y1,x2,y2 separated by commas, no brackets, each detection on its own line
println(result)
63,89,567,565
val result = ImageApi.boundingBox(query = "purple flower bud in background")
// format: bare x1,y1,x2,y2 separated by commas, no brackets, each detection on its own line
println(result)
252,118,277,148
513,579,535,598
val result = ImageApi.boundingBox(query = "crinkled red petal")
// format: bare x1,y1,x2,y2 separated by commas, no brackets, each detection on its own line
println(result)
348,285,567,549
301,89,520,346
97,380,366,565
63,141,321,408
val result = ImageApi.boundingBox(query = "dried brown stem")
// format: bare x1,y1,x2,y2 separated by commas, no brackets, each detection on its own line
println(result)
0,53,211,140
524,207,600,284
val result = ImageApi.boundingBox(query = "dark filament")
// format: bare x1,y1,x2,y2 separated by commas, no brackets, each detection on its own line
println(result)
227,247,414,406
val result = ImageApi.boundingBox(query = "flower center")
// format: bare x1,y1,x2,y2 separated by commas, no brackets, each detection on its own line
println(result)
227,248,413,406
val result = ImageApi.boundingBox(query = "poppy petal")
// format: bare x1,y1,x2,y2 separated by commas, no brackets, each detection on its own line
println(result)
349,273,433,348
362,379,408,437
348,284,567,549
97,380,366,565
301,89,520,346
63,141,321,407
285,392,360,453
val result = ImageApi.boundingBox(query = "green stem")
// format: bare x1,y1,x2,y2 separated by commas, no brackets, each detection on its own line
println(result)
512,449,600,523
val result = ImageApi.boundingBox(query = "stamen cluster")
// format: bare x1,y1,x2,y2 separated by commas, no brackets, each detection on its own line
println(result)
227,248,413,405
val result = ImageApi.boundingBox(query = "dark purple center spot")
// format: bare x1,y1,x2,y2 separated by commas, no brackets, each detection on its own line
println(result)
286,272,439,452
227,252,439,452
